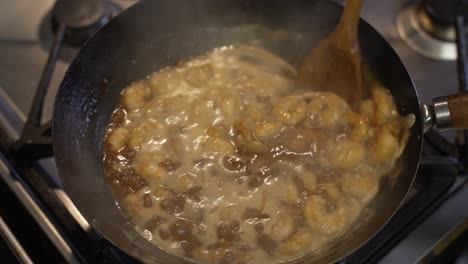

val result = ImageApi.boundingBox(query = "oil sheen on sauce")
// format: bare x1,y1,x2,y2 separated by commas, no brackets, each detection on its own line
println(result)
103,46,414,264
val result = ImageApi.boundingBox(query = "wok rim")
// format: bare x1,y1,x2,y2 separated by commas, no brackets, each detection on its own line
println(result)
51,0,424,263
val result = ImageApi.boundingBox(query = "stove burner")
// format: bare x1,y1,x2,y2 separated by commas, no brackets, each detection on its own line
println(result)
397,0,468,61
420,0,459,42
52,0,121,46
397,4,457,61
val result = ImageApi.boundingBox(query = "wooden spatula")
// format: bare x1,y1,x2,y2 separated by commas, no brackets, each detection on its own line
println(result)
297,0,364,108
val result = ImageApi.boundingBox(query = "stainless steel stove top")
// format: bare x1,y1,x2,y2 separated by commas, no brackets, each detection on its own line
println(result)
0,0,466,263
0,0,137,122
0,0,460,118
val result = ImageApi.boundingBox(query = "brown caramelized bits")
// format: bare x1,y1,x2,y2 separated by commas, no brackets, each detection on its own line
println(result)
103,46,413,264
217,221,241,242
247,158,276,188
193,209,205,225
219,251,236,264
158,158,182,172
111,168,147,194
109,108,126,128
241,208,269,221
142,193,153,208
158,229,169,240
180,236,202,255
184,186,202,202
247,154,273,174
181,205,205,225
254,223,264,233
145,215,166,231
169,218,194,241
118,147,135,162
257,234,278,254
161,195,186,213
222,156,246,172
247,174,265,188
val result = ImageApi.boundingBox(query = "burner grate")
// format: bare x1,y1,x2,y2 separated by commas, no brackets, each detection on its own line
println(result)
341,161,458,264
0,0,466,263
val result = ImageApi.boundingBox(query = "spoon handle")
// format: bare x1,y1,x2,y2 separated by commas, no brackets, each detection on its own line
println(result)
339,0,363,29
329,0,363,49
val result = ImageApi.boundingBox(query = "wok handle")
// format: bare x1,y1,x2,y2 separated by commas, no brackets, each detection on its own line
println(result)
433,91,468,130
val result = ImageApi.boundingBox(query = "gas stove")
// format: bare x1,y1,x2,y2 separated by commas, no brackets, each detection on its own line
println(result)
0,0,467,263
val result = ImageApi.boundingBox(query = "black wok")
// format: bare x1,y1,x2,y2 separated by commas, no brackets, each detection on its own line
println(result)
52,0,468,263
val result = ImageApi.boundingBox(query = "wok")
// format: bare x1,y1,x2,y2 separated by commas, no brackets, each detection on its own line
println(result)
52,0,468,263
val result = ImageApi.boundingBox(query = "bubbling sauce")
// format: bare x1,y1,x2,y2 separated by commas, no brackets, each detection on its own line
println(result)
103,46,414,264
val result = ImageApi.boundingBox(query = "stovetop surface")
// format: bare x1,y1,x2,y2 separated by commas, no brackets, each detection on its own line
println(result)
0,0,138,123
0,0,467,263
0,0,459,119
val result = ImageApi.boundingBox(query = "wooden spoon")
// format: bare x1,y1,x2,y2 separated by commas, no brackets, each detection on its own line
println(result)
297,0,364,108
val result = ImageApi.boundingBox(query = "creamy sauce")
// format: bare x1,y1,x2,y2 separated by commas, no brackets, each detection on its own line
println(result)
103,46,414,264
